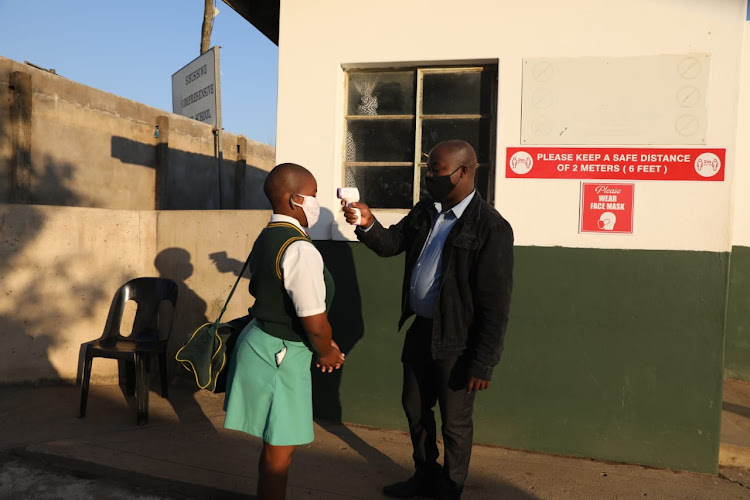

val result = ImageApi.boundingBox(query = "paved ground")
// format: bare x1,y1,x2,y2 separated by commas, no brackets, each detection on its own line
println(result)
1,381,750,499
0,456,184,500
722,379,750,471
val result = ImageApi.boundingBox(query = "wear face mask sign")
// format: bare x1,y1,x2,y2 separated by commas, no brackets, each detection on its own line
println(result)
292,193,320,228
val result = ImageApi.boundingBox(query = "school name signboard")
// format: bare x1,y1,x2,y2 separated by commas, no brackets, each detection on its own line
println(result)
172,47,221,128
506,147,725,181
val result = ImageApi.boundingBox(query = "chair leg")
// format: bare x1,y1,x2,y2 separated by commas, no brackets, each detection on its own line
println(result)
124,360,136,396
135,354,151,426
79,350,93,418
159,352,169,399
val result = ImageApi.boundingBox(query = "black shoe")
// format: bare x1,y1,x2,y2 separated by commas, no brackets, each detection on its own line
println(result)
436,488,461,500
436,475,462,500
383,474,438,498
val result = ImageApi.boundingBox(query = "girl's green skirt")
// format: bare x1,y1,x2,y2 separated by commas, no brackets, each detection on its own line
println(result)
223,319,314,446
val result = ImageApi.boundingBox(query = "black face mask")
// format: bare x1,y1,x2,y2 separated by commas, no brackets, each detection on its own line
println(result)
424,166,462,201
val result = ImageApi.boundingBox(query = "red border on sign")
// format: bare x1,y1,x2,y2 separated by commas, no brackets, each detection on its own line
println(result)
507,147,725,181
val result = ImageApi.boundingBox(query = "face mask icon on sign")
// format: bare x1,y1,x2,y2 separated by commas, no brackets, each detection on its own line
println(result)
597,212,616,230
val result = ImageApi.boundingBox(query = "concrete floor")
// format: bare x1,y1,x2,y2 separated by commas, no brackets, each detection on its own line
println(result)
721,379,750,471
0,456,184,500
1,381,750,499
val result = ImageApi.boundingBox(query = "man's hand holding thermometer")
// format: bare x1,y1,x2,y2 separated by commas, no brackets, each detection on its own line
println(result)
338,187,373,228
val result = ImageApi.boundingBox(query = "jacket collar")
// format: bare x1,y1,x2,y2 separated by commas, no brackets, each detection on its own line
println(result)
434,190,476,220
458,190,484,224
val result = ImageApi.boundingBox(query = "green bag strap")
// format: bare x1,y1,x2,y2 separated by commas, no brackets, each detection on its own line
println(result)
215,252,252,325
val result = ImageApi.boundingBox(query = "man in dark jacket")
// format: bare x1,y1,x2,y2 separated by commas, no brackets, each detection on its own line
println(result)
343,140,514,499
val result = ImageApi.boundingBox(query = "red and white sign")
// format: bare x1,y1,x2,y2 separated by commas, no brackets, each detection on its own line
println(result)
506,147,725,181
580,183,634,234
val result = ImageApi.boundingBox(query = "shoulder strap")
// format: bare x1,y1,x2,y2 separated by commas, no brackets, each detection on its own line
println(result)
215,251,252,324
216,230,311,322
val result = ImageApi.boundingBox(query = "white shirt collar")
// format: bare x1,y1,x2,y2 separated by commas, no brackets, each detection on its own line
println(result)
434,190,476,219
270,213,306,233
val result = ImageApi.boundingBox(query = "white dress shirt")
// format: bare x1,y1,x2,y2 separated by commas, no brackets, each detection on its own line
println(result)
270,214,327,318
408,191,476,318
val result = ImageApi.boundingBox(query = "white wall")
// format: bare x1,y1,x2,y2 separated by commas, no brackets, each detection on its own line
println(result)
732,20,750,249
276,0,746,252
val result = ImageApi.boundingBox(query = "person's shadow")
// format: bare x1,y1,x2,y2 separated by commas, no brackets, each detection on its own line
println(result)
313,208,402,474
311,240,364,421
155,248,209,355
154,247,217,428
208,251,248,278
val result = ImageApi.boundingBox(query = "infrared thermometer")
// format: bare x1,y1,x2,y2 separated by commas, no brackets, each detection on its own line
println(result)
337,187,361,225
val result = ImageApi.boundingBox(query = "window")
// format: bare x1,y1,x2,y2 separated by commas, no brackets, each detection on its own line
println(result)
344,65,497,209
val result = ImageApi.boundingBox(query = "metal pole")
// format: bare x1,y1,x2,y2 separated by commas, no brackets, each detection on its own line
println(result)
217,129,224,209
214,47,223,209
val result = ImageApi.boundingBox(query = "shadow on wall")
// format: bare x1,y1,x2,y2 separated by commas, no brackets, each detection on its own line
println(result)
0,156,112,383
152,247,219,429
111,136,271,210
312,239,365,422
153,248,208,377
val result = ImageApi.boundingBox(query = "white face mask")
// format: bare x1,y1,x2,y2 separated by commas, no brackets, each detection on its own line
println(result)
291,193,320,228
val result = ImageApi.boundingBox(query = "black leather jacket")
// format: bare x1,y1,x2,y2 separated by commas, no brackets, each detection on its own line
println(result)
356,192,514,380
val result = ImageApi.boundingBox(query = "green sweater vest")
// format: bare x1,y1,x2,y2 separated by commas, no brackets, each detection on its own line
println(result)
248,222,334,344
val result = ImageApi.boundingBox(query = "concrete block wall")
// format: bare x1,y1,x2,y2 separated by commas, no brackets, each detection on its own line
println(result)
0,55,275,210
0,203,270,384
0,55,278,384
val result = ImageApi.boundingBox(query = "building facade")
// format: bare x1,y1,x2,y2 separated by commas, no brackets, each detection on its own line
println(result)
228,0,750,473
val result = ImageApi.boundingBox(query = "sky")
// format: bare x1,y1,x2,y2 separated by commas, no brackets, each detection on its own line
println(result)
0,0,279,145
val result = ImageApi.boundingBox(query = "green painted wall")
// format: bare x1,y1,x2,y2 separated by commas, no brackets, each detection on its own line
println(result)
315,242,728,474
726,245,750,381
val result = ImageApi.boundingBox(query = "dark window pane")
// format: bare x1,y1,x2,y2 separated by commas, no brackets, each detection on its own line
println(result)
347,119,415,162
418,166,430,202
346,166,413,209
348,71,416,116
476,165,490,202
421,118,491,163
419,165,490,203
422,70,495,115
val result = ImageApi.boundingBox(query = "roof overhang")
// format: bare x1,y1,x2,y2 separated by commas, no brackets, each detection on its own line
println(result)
222,0,280,45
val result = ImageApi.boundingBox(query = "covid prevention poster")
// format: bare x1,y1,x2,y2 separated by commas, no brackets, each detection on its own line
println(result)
507,147,724,181
580,183,634,234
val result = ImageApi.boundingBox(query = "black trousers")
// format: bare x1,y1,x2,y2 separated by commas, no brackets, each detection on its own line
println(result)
401,316,476,492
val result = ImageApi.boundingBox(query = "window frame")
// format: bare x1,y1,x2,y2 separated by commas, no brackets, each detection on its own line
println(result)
342,64,498,211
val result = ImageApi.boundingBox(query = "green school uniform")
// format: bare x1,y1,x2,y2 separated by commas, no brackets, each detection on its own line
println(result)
223,222,334,446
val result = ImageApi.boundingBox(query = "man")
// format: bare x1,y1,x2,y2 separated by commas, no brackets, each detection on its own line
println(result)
224,163,344,500
343,140,514,499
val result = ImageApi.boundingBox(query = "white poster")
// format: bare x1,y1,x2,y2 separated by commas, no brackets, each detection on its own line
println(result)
521,54,709,145
172,47,221,128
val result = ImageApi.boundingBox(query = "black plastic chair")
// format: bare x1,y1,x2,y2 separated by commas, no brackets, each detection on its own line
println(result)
79,277,178,425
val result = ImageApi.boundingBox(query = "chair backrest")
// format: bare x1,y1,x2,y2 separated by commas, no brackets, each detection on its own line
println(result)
101,277,179,342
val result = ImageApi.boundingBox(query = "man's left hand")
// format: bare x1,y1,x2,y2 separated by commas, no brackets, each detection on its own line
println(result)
467,377,490,393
